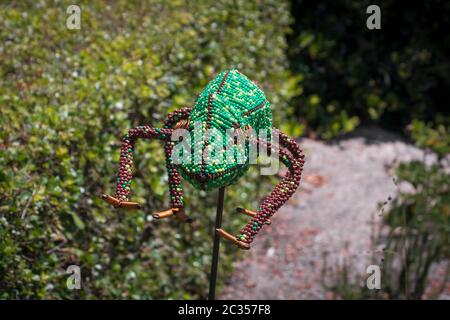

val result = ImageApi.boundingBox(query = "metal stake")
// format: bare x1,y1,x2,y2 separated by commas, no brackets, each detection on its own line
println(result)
208,187,225,300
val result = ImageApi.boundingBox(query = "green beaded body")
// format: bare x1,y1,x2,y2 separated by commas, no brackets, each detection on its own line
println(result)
175,69,272,190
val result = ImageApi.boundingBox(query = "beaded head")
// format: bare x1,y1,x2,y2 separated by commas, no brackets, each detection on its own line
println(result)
176,69,272,190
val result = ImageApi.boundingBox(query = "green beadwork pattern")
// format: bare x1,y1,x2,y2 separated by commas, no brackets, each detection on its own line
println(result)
176,69,272,190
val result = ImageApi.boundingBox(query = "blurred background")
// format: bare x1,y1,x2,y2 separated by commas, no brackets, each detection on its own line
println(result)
0,0,448,299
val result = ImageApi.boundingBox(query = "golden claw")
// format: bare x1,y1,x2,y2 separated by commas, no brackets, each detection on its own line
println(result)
152,208,174,219
216,228,251,250
152,208,193,223
236,207,271,225
102,194,142,209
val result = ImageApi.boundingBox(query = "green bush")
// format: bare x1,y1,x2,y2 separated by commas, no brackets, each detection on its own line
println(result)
380,161,449,299
287,0,450,139
0,0,295,299
322,159,449,300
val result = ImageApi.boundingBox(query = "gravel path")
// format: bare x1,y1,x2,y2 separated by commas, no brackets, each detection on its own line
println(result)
219,127,448,300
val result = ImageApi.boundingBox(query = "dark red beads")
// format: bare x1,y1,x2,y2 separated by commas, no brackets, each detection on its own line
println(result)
237,129,304,244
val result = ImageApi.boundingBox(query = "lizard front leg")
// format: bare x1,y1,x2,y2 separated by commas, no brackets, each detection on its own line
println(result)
102,125,173,209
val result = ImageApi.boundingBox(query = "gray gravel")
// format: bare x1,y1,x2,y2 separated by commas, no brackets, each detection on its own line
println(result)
219,127,448,300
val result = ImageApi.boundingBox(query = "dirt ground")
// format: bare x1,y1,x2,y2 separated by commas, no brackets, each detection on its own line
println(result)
219,127,449,300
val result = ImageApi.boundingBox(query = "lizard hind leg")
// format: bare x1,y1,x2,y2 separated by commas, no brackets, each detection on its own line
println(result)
152,107,193,223
232,130,304,248
238,130,305,248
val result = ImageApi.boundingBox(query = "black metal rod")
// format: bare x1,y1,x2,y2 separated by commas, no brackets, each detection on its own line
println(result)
208,187,225,300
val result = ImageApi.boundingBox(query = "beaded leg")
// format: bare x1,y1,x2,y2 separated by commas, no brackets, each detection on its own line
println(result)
102,125,173,209
152,108,193,222
239,130,304,246
218,129,304,249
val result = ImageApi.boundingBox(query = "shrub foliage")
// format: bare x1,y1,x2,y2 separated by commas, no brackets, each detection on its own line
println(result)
0,0,294,299
288,0,450,139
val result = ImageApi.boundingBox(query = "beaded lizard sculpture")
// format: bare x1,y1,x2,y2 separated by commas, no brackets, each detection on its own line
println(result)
102,69,305,250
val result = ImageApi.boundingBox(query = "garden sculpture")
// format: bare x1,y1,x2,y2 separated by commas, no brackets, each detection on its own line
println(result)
102,69,305,250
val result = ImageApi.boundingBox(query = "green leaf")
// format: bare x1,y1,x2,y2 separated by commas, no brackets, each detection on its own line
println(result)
70,213,85,230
